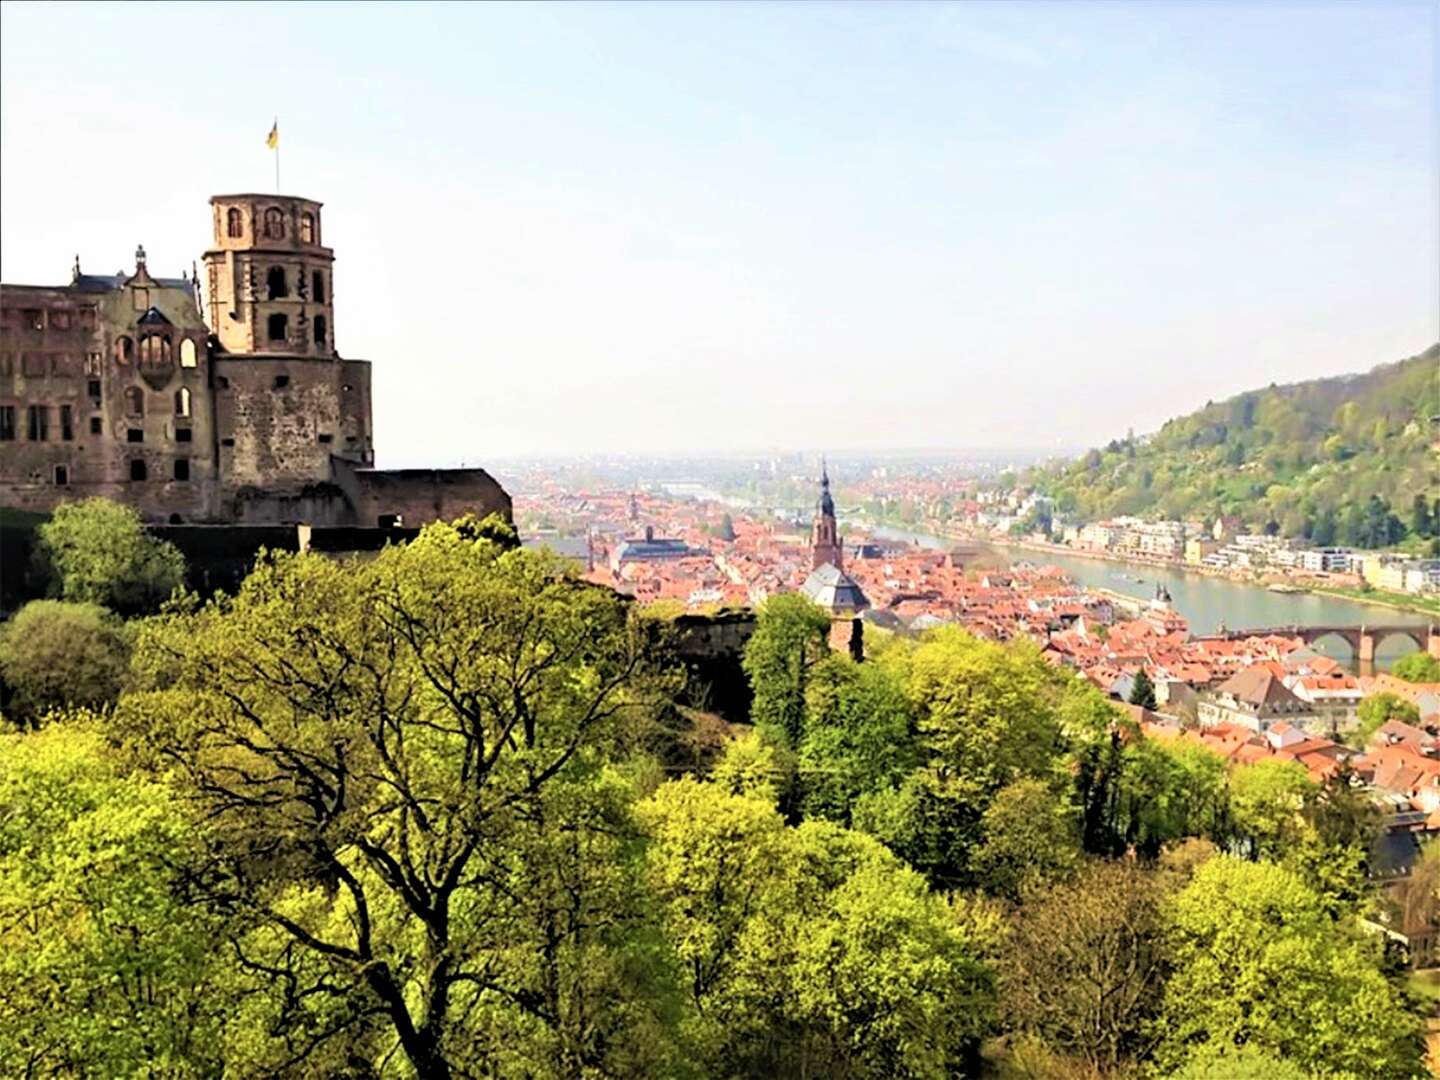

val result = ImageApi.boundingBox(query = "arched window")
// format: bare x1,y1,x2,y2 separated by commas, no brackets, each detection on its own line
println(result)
300,212,315,244
313,315,328,347
179,339,198,368
124,387,144,417
115,336,133,364
264,207,285,239
267,313,289,343
161,335,172,364
266,266,289,299
129,459,147,482
312,271,325,303
139,334,165,365
226,207,243,238
175,387,191,418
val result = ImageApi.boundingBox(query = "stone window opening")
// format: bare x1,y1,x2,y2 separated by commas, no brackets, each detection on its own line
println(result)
89,416,102,435
173,458,190,481
23,309,43,331
274,374,290,389
314,315,327,347
115,336,134,364
266,266,289,299
0,406,15,441
180,339,198,368
267,313,288,343
226,207,244,238
216,376,229,390
300,212,315,244
130,459,147,482
220,437,235,447
127,428,144,443
51,310,71,330
175,387,192,418
176,427,192,443
312,271,325,303
318,432,333,444
27,405,48,441
124,387,144,417
60,405,73,441
169,513,183,524
88,379,102,400
264,207,285,240
54,465,68,487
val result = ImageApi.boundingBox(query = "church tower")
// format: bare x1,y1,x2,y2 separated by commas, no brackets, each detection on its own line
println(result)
811,460,843,570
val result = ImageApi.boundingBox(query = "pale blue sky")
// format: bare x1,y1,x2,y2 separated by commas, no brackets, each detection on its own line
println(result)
2,1,1435,462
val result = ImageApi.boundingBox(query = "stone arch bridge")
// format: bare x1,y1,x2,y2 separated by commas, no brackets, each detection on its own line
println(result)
1222,623,1440,664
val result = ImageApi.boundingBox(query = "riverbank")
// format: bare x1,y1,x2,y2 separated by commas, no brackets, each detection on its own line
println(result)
995,538,1438,621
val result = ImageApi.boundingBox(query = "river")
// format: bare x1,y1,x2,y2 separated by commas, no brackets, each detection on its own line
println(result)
865,525,1430,671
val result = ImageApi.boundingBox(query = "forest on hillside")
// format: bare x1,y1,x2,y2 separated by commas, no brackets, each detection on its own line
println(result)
0,500,1432,1078
1032,345,1440,549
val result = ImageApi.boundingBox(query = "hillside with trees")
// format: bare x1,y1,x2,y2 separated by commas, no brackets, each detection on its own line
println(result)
0,501,1429,1078
1033,344,1440,549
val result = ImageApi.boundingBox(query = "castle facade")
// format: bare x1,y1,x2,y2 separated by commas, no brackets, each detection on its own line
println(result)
0,193,508,527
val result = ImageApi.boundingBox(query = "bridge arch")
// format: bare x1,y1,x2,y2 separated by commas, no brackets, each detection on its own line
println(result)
1302,627,1362,658
1368,626,1428,655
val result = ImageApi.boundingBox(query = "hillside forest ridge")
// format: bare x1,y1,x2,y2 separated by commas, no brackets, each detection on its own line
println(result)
1030,345,1439,552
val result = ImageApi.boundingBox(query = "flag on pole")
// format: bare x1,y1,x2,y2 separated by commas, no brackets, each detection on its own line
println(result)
266,119,279,149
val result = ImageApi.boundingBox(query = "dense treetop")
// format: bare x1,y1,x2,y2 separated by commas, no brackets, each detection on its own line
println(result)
0,510,1427,1078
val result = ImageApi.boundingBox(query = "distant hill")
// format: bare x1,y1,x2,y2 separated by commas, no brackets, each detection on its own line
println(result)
1032,343,1440,551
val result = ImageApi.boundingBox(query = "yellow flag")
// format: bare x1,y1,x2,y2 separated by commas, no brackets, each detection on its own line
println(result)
266,120,279,149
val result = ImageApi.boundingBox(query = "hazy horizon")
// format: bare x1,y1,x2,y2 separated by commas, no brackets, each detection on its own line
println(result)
3,1,1436,465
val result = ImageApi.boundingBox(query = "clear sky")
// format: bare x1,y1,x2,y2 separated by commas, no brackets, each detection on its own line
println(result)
2,1,1435,464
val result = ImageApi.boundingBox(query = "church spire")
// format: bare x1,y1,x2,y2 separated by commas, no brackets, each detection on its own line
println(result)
811,456,842,571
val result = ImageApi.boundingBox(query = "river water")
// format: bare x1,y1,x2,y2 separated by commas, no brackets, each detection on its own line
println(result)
865,525,1430,671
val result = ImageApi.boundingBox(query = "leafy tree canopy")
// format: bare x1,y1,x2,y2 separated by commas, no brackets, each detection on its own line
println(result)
34,498,185,616
0,600,130,727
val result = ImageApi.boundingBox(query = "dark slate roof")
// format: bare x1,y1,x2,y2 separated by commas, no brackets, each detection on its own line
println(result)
614,537,704,561
72,273,191,293
802,562,870,613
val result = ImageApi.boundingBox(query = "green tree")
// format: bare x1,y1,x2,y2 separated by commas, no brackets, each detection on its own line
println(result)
868,630,1065,885
1127,667,1157,710
33,498,185,616
123,518,669,1079
1159,856,1424,1078
972,778,1079,901
1170,1040,1313,1080
1352,692,1421,747
0,721,227,1077
711,728,793,805
1228,758,1314,861
0,600,130,727
637,777,995,1078
797,654,916,823
1411,494,1434,539
1392,651,1440,683
1000,859,1169,1071
741,592,832,746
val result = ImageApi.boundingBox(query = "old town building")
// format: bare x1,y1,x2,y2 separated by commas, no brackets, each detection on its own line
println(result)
1,193,509,527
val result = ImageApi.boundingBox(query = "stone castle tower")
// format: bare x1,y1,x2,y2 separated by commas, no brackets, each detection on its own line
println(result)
202,194,374,502
811,460,842,570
